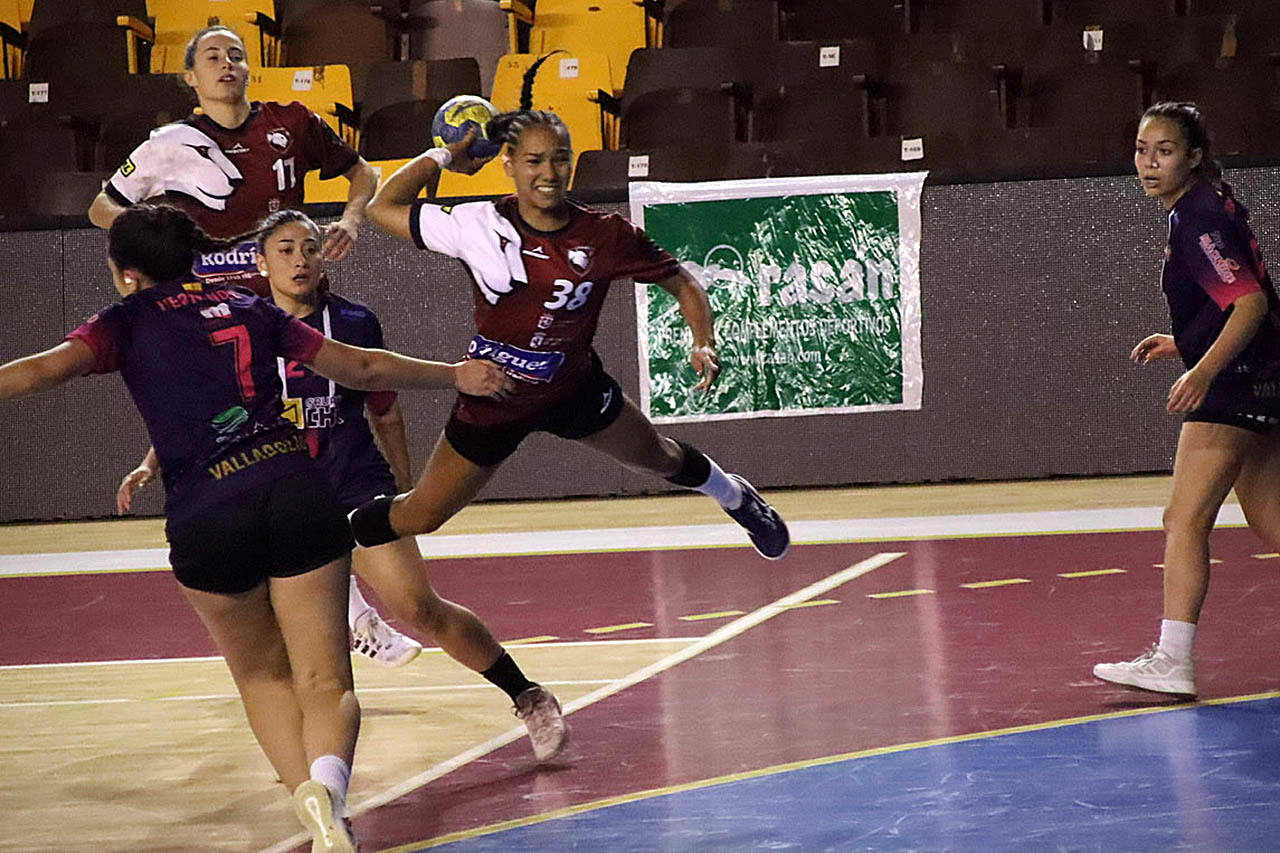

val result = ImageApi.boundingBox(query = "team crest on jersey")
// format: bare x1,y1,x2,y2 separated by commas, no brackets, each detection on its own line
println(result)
567,246,595,275
266,128,291,152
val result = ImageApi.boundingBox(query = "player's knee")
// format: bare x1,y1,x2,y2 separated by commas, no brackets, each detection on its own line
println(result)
1163,502,1216,537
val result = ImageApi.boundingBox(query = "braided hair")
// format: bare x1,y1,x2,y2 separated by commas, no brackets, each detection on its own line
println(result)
108,205,245,283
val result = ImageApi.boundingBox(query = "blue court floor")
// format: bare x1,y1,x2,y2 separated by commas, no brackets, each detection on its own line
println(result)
430,695,1280,852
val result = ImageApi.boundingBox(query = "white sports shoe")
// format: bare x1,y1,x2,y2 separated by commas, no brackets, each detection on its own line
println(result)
350,609,422,668
293,780,358,853
514,685,570,762
1093,645,1197,696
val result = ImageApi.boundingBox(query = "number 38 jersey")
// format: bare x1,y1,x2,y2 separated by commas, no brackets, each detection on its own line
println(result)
409,195,680,424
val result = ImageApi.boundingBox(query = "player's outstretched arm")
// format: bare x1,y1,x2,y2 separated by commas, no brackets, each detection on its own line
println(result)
0,341,95,401
656,267,720,391
366,131,490,242
308,338,513,397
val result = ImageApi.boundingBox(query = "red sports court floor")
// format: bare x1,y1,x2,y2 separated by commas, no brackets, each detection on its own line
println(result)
1,503,1277,851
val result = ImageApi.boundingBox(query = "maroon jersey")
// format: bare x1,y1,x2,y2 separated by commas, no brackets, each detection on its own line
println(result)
104,101,359,294
409,196,680,423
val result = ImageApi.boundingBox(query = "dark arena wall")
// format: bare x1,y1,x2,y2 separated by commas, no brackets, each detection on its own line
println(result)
6,169,1280,522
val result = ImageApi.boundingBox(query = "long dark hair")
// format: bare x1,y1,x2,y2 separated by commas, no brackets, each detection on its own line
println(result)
485,52,571,150
108,205,242,283
1142,101,1223,186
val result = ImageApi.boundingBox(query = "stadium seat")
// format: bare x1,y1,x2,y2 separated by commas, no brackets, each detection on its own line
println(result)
571,142,772,190
0,119,90,221
1018,61,1152,166
620,45,747,120
0,0,26,80
1046,0,1180,26
1154,60,1280,157
778,0,906,41
417,0,507,96
357,59,481,161
750,40,880,142
878,58,1014,139
1077,15,1244,71
96,73,193,170
145,0,279,73
501,0,645,89
278,0,392,103
24,0,151,86
915,0,1051,32
247,64,358,145
660,0,779,49
623,84,748,149
491,50,612,151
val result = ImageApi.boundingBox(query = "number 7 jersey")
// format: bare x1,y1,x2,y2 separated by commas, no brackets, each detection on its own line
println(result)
409,195,681,424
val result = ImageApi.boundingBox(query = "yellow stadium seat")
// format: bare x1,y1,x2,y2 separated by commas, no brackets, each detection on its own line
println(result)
526,0,645,91
307,157,441,205
146,0,279,73
436,154,514,199
0,0,25,79
248,64,357,145
490,50,616,152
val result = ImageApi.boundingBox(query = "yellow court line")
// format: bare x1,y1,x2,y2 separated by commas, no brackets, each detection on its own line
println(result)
679,610,746,622
960,578,1031,589
504,635,559,645
866,588,934,599
1058,569,1126,578
1253,553,1279,559
583,622,653,635
401,689,1280,851
777,599,839,610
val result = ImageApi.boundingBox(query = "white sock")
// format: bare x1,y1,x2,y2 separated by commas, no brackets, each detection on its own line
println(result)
1158,619,1196,661
348,576,371,630
309,754,352,817
695,458,744,509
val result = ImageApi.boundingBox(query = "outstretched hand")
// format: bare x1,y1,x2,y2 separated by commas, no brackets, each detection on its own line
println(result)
691,345,720,391
454,359,515,399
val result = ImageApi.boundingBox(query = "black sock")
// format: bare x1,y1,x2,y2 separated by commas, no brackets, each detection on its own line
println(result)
665,440,712,488
348,495,398,547
481,651,537,702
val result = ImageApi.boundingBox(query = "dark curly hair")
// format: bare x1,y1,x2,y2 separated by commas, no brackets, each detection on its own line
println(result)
108,205,242,283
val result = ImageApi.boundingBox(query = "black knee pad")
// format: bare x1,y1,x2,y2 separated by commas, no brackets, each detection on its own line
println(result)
348,495,399,548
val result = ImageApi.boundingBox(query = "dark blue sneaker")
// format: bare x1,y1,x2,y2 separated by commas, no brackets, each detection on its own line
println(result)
724,474,790,559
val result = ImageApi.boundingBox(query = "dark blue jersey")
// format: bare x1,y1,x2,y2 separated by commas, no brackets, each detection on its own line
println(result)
1162,180,1280,394
67,280,325,521
276,292,397,508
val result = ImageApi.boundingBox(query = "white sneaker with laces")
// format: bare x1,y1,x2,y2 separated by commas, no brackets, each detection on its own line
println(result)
1093,645,1196,696
514,685,570,761
293,780,358,853
350,609,422,668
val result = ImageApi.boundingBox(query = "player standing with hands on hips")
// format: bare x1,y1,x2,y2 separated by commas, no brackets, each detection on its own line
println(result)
1094,101,1280,697
351,105,790,566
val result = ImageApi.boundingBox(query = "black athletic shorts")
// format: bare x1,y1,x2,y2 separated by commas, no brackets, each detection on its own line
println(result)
1184,409,1280,436
166,468,354,594
445,362,626,467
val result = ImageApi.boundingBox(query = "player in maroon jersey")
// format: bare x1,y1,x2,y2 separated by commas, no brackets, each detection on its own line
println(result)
253,209,568,760
1094,102,1280,697
352,110,790,581
93,24,420,666
0,205,510,850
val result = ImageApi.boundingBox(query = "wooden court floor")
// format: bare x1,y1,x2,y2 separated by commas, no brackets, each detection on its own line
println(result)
3,475,1277,852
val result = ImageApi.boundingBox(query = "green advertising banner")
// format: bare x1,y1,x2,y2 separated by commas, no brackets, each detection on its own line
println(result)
629,173,926,423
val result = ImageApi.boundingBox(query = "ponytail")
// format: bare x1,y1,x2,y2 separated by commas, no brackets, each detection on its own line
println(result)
108,204,245,283
484,52,572,151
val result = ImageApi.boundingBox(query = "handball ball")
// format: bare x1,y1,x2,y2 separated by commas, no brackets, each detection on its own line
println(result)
432,95,502,160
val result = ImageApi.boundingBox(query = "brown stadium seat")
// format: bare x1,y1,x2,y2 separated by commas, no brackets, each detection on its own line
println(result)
278,0,392,105
914,0,1052,33
1017,60,1152,167
877,57,1014,140
1154,60,1280,157
571,142,771,191
778,0,907,41
145,0,279,73
416,0,507,96
24,0,151,87
356,58,482,161
1045,0,1180,26
749,40,881,143
660,0,780,49
623,83,749,149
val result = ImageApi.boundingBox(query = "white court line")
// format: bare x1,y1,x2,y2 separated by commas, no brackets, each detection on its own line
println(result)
0,637,697,672
260,550,905,853
0,505,1247,578
0,679,619,710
